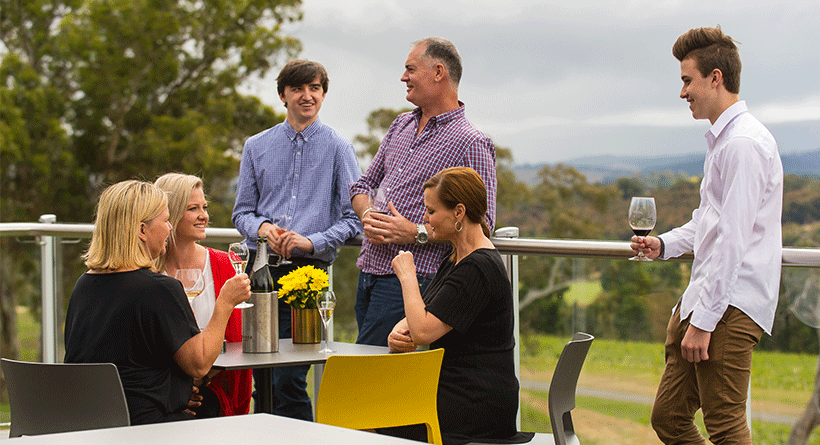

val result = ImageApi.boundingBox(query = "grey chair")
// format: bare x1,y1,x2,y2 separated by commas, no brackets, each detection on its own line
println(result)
1,358,130,437
468,332,594,445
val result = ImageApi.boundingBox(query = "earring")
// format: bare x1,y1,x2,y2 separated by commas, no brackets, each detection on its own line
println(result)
454,221,463,232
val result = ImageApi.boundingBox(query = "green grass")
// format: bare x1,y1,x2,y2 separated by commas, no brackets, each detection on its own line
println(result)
520,334,820,444
521,334,817,395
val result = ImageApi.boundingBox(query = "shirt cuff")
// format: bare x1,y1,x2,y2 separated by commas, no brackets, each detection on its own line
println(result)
307,233,325,256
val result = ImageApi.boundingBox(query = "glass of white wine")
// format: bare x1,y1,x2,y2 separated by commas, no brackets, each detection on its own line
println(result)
175,268,205,306
628,197,656,261
228,242,253,309
318,290,336,353
273,215,293,266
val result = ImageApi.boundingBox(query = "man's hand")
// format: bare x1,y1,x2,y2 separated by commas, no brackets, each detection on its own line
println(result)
630,235,662,260
681,324,711,363
275,231,314,259
364,202,416,245
257,222,280,253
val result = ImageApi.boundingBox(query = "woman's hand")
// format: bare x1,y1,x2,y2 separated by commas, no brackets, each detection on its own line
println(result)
219,273,251,307
391,250,416,282
186,385,203,415
388,319,417,353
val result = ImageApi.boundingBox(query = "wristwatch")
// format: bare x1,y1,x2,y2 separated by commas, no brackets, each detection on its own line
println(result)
415,224,428,244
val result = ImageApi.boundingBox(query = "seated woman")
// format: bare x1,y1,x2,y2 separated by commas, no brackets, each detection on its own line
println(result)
388,167,521,445
154,173,252,417
64,180,250,425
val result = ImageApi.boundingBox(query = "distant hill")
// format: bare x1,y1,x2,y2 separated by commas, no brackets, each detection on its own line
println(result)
512,148,820,185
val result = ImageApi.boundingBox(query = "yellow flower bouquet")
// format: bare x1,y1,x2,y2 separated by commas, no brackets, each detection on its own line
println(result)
277,265,329,309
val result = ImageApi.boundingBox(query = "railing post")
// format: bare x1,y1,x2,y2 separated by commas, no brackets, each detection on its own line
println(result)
38,214,58,363
494,226,520,429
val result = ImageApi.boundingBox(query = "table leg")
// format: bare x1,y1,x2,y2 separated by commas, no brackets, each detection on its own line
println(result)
257,368,274,414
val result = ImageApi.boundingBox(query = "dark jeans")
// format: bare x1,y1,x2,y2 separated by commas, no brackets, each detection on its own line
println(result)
354,272,433,346
247,252,329,421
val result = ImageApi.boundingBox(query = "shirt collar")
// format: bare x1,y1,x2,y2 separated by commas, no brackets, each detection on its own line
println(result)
283,117,322,142
708,100,747,141
412,101,466,127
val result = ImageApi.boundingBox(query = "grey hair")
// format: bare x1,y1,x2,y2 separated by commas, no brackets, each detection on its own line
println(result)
413,37,462,85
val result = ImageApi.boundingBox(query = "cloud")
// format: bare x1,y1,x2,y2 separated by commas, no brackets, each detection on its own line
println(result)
269,0,820,164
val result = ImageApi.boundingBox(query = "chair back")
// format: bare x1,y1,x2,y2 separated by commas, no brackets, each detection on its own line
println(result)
548,332,594,445
1,358,130,437
315,348,444,445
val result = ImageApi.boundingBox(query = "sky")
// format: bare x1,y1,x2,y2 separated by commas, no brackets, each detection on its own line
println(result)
242,0,820,165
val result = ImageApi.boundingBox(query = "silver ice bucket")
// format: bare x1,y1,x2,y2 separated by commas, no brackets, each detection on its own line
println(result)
242,291,279,353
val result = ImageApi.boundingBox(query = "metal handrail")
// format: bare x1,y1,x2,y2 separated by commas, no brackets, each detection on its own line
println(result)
3,222,819,267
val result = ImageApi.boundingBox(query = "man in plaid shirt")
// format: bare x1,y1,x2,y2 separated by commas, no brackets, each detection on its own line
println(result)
350,37,497,346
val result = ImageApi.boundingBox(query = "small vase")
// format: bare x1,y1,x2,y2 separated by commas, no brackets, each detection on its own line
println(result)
291,308,322,344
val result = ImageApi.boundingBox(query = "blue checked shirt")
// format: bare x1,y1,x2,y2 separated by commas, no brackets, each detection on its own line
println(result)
350,103,497,276
232,118,362,264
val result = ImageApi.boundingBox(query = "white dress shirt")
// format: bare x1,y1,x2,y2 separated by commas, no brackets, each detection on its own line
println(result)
659,101,783,334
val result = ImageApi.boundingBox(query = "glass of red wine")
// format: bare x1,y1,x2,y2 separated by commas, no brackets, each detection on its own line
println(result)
628,197,656,261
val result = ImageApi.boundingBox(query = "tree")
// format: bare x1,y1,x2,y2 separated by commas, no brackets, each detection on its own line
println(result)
494,145,530,215
353,107,412,165
0,0,302,375
515,165,617,334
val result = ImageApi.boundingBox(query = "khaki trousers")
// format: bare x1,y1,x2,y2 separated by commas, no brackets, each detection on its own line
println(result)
651,304,763,445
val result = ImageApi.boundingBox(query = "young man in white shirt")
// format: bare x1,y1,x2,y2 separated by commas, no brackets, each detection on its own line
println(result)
631,26,783,444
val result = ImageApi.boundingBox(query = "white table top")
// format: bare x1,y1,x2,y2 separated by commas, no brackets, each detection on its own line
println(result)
213,339,389,370
8,413,420,444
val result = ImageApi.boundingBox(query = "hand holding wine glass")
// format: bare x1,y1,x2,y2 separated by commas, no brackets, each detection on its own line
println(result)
227,242,253,309
628,197,656,261
273,214,293,266
318,290,336,353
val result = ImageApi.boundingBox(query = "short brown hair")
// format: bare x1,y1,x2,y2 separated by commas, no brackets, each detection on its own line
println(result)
276,60,329,96
84,180,168,271
672,26,741,94
423,167,490,238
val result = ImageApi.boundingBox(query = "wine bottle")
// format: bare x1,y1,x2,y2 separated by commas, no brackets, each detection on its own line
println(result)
250,236,273,293
243,236,278,353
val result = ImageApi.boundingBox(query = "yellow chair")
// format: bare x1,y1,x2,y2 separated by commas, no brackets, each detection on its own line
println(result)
315,348,444,445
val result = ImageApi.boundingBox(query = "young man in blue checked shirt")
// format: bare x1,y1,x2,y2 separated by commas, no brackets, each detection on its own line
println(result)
232,60,362,420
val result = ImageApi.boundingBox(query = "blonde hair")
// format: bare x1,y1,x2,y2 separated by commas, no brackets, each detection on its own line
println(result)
83,180,168,271
153,173,205,272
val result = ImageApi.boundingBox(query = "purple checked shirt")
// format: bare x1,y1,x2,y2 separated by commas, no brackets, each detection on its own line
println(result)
350,103,497,276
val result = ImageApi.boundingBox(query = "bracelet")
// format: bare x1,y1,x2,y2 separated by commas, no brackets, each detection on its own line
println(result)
361,208,372,218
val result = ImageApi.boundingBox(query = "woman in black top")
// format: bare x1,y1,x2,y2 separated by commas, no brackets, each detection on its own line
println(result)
388,167,519,444
64,180,250,424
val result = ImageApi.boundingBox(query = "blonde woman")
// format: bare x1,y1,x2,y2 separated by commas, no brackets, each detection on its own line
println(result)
64,180,250,425
154,173,252,417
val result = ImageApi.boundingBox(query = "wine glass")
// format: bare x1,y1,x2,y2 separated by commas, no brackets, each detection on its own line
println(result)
273,214,293,266
228,242,253,309
628,197,656,261
369,187,389,214
318,290,336,353
175,268,205,306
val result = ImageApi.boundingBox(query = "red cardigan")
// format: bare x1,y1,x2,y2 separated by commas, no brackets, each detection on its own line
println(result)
207,248,252,416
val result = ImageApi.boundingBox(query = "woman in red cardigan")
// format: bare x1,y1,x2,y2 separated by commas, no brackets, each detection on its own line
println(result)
155,173,252,417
